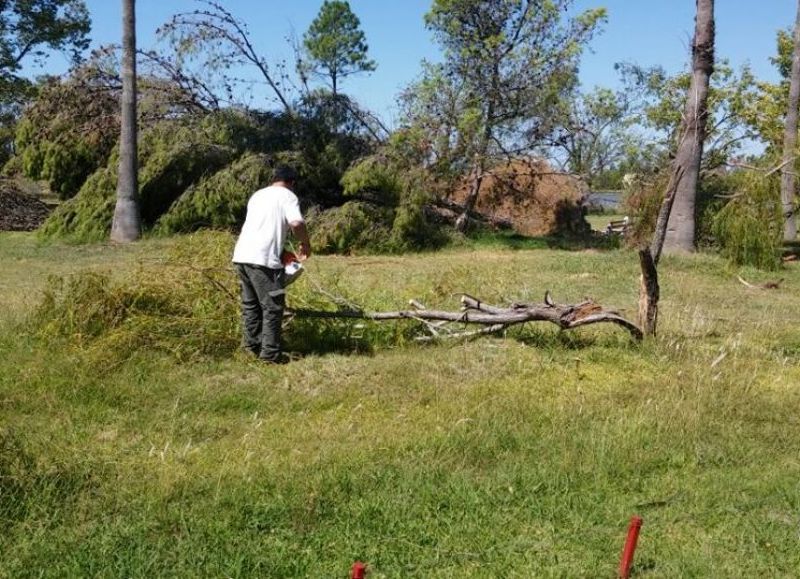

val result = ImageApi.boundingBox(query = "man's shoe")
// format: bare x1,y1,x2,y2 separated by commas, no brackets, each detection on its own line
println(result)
260,353,290,365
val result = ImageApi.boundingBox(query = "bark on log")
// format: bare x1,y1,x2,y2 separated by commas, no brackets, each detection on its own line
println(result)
637,248,659,337
286,293,643,341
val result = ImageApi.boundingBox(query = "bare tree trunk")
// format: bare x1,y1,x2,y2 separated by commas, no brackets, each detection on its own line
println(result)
455,65,499,233
455,155,486,232
111,0,141,243
663,0,715,253
781,0,800,242
638,0,715,337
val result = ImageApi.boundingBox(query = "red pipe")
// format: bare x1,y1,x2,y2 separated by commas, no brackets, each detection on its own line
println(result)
351,561,367,579
619,516,643,578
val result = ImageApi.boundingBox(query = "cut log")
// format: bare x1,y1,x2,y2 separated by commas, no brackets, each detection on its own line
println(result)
638,248,659,336
286,292,643,341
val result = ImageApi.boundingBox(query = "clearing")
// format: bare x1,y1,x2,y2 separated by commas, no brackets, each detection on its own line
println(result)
1,232,799,577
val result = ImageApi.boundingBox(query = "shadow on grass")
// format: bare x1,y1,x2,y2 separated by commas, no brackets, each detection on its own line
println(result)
467,230,621,252
0,429,90,526
507,324,644,352
285,322,642,360
284,317,395,358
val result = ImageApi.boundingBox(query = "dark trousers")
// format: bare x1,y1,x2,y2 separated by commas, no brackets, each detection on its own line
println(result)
235,263,285,361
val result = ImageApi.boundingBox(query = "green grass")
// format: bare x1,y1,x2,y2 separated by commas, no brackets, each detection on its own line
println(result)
586,212,628,232
1,232,800,577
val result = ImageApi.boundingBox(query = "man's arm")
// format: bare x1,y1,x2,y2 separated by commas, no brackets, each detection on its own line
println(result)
290,221,311,261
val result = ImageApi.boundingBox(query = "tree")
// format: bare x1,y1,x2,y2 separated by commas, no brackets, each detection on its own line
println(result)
780,0,800,241
159,1,293,114
544,86,640,188
638,0,716,336
419,0,606,231
110,0,141,243
15,66,118,200
617,61,756,175
0,0,90,164
662,0,715,253
301,0,376,97
0,0,89,82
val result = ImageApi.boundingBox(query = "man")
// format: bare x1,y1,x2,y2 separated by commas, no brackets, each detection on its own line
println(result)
232,165,311,363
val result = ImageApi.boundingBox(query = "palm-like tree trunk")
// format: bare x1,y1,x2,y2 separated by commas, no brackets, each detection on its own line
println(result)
110,0,141,243
781,0,800,242
662,0,715,253
639,0,715,337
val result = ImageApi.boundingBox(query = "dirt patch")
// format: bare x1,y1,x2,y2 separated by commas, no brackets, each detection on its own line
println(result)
0,181,52,231
451,159,588,236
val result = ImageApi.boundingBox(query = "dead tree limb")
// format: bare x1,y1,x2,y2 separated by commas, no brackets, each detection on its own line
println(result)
286,293,643,341
736,276,784,290
638,249,659,336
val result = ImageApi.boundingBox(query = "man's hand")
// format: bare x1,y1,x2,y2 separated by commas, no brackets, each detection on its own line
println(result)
290,221,311,262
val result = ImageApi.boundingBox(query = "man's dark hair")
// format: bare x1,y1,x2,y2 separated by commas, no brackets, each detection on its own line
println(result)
273,165,298,184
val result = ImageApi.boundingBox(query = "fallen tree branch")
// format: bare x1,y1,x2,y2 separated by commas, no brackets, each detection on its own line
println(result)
736,275,784,290
287,293,643,341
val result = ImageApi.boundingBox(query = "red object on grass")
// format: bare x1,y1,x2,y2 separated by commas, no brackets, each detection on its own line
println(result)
619,516,643,578
350,561,367,579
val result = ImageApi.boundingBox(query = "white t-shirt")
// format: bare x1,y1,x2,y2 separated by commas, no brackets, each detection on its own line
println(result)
232,185,304,269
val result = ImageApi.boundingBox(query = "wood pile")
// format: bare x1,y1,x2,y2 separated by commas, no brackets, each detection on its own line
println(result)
0,182,51,231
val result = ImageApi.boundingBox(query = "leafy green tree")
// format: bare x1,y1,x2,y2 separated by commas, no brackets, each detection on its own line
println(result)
712,167,784,269
0,0,90,164
301,0,376,97
14,67,118,200
736,31,796,151
414,0,606,231
617,61,757,173
544,87,641,188
0,0,89,82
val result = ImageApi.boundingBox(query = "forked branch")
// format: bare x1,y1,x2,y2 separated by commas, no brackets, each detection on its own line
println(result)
286,293,643,341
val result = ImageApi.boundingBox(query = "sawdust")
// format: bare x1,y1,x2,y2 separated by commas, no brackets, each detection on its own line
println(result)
451,158,588,236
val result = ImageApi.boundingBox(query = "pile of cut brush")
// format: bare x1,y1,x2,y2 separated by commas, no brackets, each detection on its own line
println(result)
0,182,51,231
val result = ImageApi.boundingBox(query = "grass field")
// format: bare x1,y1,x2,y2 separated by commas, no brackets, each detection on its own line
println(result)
585,212,628,233
1,231,799,577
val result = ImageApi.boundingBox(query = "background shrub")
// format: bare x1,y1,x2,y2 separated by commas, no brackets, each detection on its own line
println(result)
712,169,783,270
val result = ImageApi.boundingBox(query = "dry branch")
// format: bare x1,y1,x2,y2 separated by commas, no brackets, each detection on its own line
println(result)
736,276,784,290
287,293,643,341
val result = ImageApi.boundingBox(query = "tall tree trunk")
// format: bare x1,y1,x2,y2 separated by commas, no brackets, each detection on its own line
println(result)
455,153,487,232
455,67,499,233
781,0,800,242
638,0,715,337
662,0,715,253
110,0,141,243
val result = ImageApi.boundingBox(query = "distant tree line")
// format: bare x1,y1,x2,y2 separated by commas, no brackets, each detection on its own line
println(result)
2,0,800,267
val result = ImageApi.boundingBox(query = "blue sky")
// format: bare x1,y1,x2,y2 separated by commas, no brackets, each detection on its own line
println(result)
35,1,798,125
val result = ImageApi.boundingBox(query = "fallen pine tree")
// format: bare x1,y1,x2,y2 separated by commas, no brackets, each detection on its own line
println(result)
286,292,643,341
